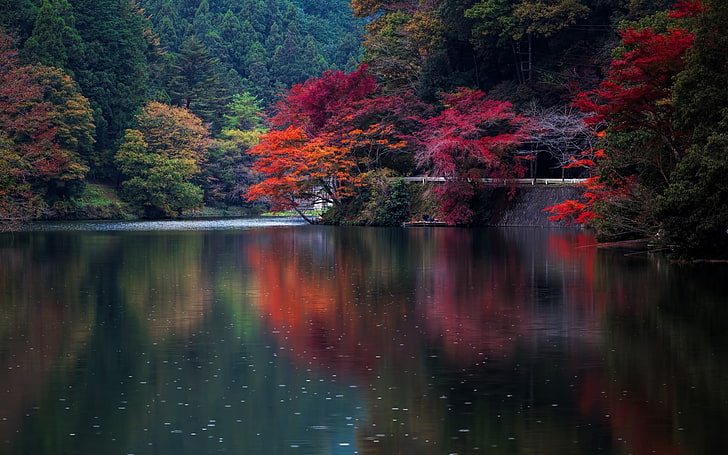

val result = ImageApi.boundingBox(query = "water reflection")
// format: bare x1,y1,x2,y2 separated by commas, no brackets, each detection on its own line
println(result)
0,222,726,454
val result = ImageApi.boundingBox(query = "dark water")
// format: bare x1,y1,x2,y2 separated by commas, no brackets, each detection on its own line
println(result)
1,219,727,455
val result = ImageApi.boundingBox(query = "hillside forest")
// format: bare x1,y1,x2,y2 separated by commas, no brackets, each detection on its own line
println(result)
0,0,726,259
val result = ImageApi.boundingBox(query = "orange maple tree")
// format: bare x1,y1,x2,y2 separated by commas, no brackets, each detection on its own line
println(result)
245,65,421,221
245,127,363,222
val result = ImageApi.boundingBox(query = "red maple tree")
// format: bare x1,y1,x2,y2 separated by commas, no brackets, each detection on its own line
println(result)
246,65,426,220
546,1,702,227
415,88,532,225
270,64,379,134
574,26,695,167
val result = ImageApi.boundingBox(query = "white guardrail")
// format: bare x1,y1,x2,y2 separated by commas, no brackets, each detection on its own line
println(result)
397,177,587,185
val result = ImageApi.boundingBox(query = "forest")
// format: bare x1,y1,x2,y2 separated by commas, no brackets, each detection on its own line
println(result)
0,0,726,259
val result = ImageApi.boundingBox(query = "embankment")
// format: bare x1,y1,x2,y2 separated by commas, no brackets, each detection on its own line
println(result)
488,185,584,227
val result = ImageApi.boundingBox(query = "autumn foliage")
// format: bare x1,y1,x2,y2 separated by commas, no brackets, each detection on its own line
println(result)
415,88,532,224
246,67,537,225
545,1,703,234
115,101,211,217
2,0,723,257
270,65,378,134
574,25,695,171
247,65,427,220
0,32,92,228
246,60,543,224
245,127,362,219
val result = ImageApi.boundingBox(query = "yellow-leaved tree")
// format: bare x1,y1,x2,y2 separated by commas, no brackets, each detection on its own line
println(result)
115,101,210,218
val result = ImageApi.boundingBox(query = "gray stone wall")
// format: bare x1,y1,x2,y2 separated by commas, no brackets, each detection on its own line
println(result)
489,186,585,227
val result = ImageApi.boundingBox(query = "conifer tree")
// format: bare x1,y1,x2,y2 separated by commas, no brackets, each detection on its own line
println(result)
243,42,275,104
168,35,231,131
154,1,183,51
23,0,82,69
71,0,158,178
271,24,328,87
0,0,36,36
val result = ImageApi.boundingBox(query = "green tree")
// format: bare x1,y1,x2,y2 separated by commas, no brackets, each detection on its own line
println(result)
242,42,274,103
467,0,590,82
264,21,284,55
219,10,254,75
115,101,210,217
22,0,83,69
348,170,412,226
168,34,231,130
203,128,263,207
153,0,183,51
71,0,159,178
672,0,726,141
191,0,213,37
332,32,364,71
236,19,262,70
465,0,517,46
513,0,590,39
657,0,728,259
223,92,264,130
656,123,728,259
0,0,36,36
139,0,365,109
270,24,328,87
203,92,267,207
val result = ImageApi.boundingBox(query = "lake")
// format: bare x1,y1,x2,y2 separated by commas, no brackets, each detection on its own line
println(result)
1,219,726,454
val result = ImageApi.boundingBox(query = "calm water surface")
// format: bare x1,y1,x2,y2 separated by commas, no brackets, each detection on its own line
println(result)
0,219,726,454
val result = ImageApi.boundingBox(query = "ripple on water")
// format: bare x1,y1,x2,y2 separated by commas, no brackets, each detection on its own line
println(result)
22,217,307,232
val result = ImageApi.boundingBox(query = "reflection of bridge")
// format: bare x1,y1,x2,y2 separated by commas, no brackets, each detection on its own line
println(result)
398,177,587,185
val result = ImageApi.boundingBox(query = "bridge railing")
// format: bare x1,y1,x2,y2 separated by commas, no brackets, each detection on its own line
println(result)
397,177,587,185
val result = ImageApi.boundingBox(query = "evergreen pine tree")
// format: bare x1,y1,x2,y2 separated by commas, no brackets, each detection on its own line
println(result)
154,0,184,51
192,0,213,38
22,0,83,69
71,0,158,178
271,23,328,87
168,35,231,131
243,42,274,104
0,0,36,37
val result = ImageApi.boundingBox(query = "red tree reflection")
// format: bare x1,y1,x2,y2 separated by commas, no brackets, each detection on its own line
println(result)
415,229,533,365
245,226,703,453
245,228,604,373
245,231,379,378
579,371,684,455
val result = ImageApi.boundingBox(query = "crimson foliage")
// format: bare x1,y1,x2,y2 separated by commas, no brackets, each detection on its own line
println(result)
415,88,531,224
547,2,702,233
